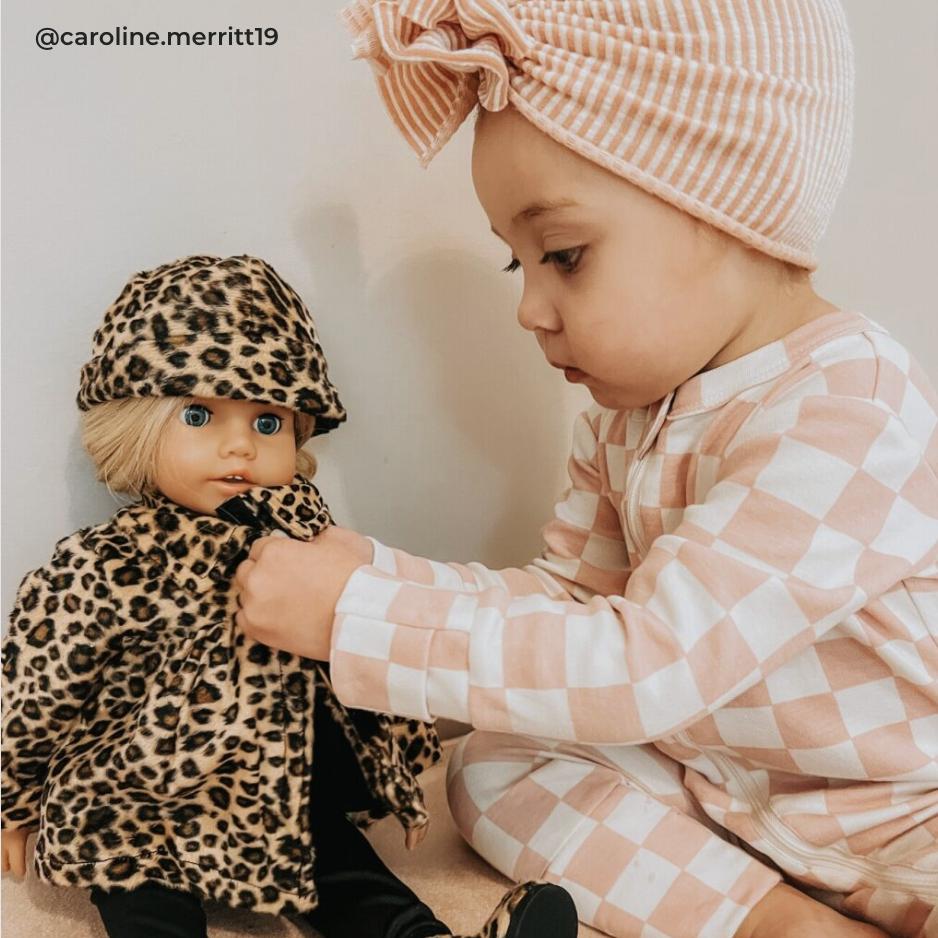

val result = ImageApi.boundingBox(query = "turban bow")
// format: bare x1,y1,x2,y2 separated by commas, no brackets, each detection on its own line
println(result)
342,0,533,164
341,0,854,269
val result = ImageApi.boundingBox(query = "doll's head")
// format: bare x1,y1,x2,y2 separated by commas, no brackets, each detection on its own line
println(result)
77,254,345,513
81,395,318,512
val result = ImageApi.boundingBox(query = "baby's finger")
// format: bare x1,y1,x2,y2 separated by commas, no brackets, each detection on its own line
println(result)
235,608,266,641
248,536,277,561
232,558,255,591
2,848,9,874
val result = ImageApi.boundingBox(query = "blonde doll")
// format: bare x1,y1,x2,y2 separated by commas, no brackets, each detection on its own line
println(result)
0,254,577,938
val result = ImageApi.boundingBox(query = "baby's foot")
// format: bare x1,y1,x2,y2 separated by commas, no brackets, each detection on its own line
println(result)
453,882,578,938
736,884,889,938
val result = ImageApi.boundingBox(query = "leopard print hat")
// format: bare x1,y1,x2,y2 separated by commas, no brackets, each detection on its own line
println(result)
77,254,346,438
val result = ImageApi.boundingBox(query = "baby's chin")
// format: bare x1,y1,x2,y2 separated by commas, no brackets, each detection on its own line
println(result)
585,379,670,412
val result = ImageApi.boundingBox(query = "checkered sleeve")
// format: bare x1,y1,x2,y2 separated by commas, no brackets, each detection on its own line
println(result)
331,380,938,744
528,405,633,603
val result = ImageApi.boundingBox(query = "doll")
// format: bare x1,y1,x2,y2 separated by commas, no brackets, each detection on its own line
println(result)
0,255,577,938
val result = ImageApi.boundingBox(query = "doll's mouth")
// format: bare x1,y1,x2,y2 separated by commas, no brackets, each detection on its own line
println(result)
212,475,254,487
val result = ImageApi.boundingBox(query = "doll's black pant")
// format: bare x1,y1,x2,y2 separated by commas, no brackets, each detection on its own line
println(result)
90,690,448,938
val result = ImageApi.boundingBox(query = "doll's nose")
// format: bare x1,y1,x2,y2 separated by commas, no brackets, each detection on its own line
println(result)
219,429,256,459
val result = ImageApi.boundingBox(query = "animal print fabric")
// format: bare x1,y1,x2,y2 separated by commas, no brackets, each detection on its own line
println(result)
1,479,440,914
76,255,346,437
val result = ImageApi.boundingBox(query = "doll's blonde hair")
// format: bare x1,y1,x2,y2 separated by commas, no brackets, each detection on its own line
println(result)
81,397,316,498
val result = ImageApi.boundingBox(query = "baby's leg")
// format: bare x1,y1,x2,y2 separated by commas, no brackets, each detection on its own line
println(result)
790,837,938,938
447,730,783,938
90,882,207,938
736,883,890,938
449,732,936,938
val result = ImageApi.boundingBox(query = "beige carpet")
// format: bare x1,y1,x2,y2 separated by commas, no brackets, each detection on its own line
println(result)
1,739,602,937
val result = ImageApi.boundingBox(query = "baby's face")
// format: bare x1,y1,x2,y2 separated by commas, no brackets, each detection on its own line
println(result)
153,397,297,515
471,106,761,410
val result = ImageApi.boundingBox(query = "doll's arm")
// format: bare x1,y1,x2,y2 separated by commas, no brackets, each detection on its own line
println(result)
2,537,117,829
0,828,30,878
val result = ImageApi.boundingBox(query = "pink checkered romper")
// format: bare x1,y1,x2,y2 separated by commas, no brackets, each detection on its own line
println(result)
330,311,938,938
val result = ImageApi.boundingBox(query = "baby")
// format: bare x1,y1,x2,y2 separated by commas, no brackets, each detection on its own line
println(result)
232,3,938,938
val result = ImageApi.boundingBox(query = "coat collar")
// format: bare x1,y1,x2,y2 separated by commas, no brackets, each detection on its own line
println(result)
111,475,332,591
214,476,333,540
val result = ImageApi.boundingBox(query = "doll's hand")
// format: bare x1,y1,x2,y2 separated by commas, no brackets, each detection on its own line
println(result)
405,822,430,850
234,526,373,660
1,827,32,879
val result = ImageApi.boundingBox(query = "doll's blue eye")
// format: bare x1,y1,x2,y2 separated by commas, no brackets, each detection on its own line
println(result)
181,404,211,427
254,413,282,435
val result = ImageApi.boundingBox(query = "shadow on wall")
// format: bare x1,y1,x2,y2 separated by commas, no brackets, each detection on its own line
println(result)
296,203,569,569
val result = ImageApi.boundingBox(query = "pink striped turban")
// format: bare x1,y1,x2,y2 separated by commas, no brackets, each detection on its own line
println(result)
340,0,854,269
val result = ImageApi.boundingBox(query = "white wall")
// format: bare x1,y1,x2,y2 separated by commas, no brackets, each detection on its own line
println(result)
3,0,936,615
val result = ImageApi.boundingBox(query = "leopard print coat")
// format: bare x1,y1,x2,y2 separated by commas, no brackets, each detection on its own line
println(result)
1,478,441,915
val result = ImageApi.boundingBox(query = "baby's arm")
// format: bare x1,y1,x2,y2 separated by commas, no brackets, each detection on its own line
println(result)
331,387,937,743
237,407,632,657
2,534,119,833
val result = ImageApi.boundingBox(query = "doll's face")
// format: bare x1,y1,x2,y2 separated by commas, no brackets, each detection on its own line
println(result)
153,397,297,515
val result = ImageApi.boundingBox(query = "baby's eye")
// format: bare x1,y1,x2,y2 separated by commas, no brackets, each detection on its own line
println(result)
253,413,283,435
501,257,521,274
540,246,585,274
180,404,211,428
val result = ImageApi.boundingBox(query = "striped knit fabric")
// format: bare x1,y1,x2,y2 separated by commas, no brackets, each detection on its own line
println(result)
339,0,855,270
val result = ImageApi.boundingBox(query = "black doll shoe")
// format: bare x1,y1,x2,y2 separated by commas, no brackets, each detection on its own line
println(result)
307,876,577,938
368,880,578,938
451,882,579,938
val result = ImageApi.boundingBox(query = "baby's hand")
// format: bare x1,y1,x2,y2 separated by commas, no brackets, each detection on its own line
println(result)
1,827,32,879
234,526,374,660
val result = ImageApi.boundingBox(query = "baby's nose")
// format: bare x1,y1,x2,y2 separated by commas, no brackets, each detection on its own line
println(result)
517,288,560,334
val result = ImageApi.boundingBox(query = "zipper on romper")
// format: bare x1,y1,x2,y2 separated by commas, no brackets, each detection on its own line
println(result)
674,731,938,899
626,455,650,557
625,392,674,558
